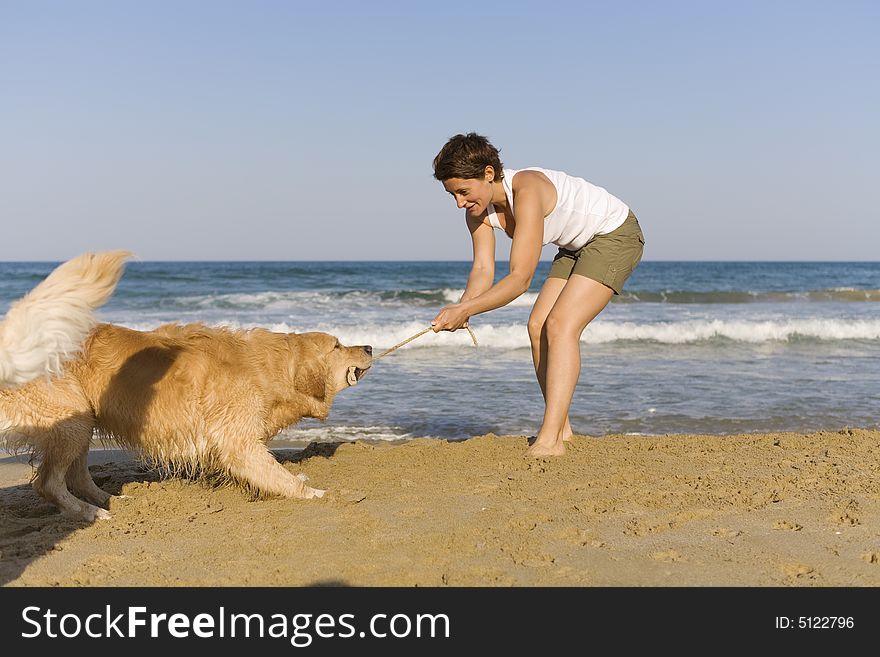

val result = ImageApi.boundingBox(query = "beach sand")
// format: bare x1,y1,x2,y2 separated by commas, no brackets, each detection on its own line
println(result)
1,429,879,587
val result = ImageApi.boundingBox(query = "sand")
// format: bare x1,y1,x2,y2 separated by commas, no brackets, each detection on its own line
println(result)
1,429,879,587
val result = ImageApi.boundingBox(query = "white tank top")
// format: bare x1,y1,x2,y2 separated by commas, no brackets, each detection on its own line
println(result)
485,167,630,251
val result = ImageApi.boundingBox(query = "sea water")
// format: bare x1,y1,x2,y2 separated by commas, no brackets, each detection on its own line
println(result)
2,260,878,444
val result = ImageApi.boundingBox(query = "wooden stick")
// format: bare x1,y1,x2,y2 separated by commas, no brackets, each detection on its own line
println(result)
374,325,478,360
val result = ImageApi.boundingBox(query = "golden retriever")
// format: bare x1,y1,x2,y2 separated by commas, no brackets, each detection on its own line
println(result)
0,251,131,388
0,323,372,520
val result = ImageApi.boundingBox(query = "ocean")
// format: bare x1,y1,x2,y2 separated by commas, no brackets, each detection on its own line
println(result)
2,260,878,444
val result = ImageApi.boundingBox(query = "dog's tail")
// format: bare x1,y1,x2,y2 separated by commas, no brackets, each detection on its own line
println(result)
0,250,134,387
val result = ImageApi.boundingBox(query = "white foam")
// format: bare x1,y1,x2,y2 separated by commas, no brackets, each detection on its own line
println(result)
298,318,880,347
273,425,416,443
584,318,880,344
111,317,880,348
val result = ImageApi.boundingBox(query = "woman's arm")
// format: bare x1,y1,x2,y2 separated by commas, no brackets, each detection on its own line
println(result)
461,186,543,313
433,173,552,331
459,214,495,302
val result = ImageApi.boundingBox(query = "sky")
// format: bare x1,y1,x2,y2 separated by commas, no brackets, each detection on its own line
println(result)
1,0,877,261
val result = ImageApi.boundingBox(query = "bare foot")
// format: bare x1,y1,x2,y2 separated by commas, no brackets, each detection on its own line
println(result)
526,437,566,457
529,431,573,445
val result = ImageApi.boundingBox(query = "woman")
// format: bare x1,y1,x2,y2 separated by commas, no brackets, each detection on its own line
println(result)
430,133,644,456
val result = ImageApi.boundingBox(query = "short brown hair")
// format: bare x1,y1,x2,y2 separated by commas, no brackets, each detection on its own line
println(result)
432,133,504,181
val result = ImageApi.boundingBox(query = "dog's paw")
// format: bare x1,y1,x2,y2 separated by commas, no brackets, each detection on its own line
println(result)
311,488,326,499
75,506,112,521
65,504,113,522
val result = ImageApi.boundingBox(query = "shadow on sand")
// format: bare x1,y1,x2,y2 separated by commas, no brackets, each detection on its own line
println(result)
0,436,350,586
0,345,178,585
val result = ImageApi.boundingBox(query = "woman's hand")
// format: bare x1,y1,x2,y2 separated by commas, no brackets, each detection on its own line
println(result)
431,303,471,332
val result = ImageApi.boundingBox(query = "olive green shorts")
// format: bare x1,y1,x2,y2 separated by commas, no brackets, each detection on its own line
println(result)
547,210,645,294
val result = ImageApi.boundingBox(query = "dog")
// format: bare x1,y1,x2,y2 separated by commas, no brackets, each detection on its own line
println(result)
0,251,131,388
0,322,372,520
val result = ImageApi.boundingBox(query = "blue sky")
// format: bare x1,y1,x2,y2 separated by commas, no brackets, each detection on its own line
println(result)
1,1,877,261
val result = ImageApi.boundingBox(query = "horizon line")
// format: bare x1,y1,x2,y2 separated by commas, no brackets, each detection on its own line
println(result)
1,258,879,265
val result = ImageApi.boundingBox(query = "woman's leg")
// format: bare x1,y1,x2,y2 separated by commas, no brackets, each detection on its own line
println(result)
527,277,574,440
527,275,614,456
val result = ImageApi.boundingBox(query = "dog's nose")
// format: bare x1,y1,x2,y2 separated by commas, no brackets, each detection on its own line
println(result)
364,345,372,356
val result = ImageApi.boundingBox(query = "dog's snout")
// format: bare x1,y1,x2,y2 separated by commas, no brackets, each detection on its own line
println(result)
363,345,372,356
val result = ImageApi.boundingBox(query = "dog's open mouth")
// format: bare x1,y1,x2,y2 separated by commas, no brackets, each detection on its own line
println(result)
347,365,370,386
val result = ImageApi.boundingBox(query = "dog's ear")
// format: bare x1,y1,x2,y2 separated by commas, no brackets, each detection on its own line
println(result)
290,335,328,402
294,361,327,402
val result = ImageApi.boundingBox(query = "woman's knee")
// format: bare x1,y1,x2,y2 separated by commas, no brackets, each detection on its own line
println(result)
544,313,580,342
527,316,546,342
